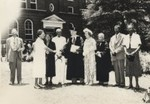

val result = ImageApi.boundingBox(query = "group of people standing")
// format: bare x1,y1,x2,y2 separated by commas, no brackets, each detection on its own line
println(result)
5,22,142,90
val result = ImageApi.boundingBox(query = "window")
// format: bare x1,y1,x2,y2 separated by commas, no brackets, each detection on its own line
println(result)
68,6,74,14
9,20,19,35
24,19,33,40
21,0,27,8
30,0,37,9
49,3,55,12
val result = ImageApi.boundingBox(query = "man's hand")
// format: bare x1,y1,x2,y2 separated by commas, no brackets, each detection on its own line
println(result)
17,48,23,52
112,52,116,56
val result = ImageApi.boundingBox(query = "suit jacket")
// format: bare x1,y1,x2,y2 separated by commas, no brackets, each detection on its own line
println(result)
6,36,24,62
109,33,125,61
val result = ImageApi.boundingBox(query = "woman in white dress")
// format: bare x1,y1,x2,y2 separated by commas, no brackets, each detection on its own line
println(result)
83,28,97,85
33,29,55,89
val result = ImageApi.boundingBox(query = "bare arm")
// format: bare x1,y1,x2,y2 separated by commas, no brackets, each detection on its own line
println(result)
123,46,130,55
131,45,141,55
45,46,56,53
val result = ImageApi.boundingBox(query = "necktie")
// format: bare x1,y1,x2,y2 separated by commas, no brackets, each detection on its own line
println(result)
12,37,18,51
72,37,76,44
129,35,131,49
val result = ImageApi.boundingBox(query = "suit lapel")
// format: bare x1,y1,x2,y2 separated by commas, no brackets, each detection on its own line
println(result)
114,33,123,48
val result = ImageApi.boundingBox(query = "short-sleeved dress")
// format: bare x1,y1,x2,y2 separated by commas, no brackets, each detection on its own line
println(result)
123,33,142,77
32,37,46,78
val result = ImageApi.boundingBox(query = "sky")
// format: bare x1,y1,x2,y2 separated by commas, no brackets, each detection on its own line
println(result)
0,0,21,33
0,0,21,57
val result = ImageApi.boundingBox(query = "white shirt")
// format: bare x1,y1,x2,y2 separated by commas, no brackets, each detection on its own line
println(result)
52,36,66,52
123,33,141,49
9,36,23,51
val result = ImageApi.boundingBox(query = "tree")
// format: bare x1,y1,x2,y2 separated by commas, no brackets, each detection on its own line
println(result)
82,0,150,51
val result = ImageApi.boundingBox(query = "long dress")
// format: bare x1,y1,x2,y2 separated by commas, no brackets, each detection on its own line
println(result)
65,36,84,80
96,41,111,82
32,37,46,78
52,36,66,84
46,41,56,77
83,37,96,84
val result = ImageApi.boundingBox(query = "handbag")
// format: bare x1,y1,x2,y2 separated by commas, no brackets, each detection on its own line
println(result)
126,55,135,62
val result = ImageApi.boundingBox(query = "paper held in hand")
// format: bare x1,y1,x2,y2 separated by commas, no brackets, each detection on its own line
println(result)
70,44,80,53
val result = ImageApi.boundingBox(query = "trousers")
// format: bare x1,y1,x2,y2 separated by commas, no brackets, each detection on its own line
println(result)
9,52,22,83
112,59,125,85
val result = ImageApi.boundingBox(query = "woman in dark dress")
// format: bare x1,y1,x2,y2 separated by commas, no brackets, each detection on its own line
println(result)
96,33,111,86
65,23,84,84
45,34,56,86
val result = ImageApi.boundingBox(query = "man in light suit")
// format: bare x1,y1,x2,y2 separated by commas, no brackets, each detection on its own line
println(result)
6,28,24,85
109,25,125,87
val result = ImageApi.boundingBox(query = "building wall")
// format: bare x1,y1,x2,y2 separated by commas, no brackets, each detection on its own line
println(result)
19,10,47,40
2,0,86,42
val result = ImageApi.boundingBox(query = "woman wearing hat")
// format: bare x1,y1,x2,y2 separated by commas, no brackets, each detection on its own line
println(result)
95,33,111,86
83,28,96,85
65,23,84,84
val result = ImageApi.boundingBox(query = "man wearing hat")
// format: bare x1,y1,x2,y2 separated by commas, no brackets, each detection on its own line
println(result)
65,23,84,84
6,28,24,85
52,28,66,85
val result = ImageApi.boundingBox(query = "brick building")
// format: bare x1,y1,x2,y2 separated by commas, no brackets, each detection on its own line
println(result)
1,0,86,43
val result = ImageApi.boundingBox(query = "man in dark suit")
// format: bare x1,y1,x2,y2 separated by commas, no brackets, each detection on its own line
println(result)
6,28,24,85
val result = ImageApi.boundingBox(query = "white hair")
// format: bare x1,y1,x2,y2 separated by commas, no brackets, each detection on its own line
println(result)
11,28,18,35
98,33,105,38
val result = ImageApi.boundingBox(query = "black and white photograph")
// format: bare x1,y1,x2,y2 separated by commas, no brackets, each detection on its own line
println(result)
0,0,150,104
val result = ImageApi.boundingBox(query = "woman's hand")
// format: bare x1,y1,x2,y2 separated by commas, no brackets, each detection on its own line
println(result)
52,50,56,53
96,51,101,58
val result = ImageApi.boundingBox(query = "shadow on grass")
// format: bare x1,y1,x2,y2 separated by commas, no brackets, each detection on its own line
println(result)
41,84,67,90
123,87,147,93
10,83,30,86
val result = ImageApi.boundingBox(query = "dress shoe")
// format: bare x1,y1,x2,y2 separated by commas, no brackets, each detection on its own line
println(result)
48,81,53,86
120,84,125,88
113,84,119,87
38,84,45,88
127,85,133,89
135,85,140,90
58,82,62,87
34,85,41,89
44,82,48,86
9,82,14,85
18,81,22,85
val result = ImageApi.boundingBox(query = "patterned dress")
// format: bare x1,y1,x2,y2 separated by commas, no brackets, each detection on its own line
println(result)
83,37,96,84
